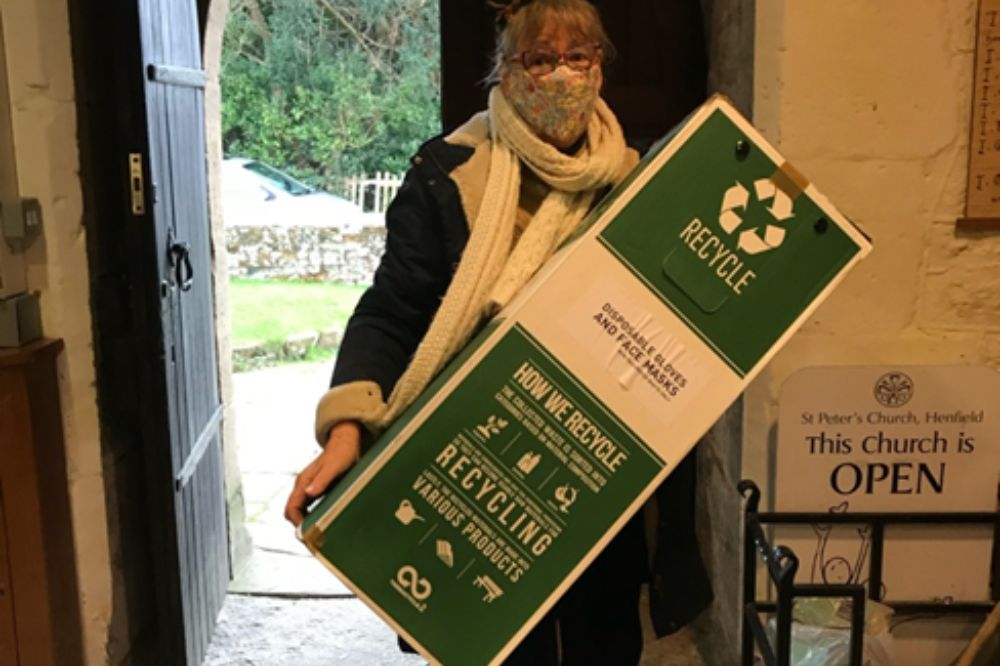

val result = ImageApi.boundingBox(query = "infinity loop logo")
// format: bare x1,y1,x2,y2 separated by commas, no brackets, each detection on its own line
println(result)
396,564,433,601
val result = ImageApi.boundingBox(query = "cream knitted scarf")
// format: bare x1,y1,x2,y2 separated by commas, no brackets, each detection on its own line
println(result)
374,87,628,428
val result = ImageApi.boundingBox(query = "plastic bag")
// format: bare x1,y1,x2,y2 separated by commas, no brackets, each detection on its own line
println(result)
766,597,896,666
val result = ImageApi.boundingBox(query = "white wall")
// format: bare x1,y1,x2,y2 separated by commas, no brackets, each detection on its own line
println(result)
748,0,994,511
750,1,995,662
0,1,110,662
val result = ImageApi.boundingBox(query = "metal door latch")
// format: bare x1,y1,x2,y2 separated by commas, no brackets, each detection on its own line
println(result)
129,153,145,215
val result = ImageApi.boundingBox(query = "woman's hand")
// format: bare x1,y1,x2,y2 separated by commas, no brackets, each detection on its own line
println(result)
284,420,362,527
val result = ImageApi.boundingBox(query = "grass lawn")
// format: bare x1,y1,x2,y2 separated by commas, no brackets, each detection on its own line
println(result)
229,277,365,348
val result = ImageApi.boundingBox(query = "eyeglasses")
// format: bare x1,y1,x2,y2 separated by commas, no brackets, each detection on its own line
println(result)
511,43,602,76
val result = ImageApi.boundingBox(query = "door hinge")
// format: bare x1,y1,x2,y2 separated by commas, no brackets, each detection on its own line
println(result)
129,152,145,215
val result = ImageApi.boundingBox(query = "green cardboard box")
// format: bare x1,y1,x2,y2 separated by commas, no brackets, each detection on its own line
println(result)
301,95,872,665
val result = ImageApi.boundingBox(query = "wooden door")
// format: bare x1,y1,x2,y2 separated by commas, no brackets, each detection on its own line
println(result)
136,0,229,663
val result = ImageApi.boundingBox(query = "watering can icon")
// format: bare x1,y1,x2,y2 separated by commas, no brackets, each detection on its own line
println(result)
394,499,425,526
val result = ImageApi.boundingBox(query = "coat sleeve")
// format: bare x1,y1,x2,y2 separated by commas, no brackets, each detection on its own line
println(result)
313,160,454,444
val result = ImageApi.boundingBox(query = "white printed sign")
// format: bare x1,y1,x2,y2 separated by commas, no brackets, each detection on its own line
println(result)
776,365,998,604
777,366,998,513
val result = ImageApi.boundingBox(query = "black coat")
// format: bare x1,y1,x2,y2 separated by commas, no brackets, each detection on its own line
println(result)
331,129,713,640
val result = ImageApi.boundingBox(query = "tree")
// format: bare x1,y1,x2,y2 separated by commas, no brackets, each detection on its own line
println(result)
221,0,441,192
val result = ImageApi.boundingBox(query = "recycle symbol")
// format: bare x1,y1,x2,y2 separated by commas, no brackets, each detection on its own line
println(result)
718,179,795,255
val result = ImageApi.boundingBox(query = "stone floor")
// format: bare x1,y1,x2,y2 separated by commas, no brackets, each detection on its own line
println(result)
205,596,426,665
204,361,707,665
205,594,704,665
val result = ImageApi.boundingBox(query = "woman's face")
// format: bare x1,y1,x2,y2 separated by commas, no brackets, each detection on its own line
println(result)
500,17,603,149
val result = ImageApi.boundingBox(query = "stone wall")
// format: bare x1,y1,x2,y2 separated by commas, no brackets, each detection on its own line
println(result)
203,0,253,618
701,0,754,117
687,2,755,664
750,1,994,664
226,225,386,284
0,2,110,662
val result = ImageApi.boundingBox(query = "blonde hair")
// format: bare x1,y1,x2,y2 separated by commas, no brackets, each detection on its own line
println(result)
487,0,614,84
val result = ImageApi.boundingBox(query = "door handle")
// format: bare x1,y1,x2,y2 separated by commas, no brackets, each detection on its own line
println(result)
169,240,194,292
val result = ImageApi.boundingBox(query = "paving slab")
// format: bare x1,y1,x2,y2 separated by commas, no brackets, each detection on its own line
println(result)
230,520,350,596
234,361,332,475
231,361,351,596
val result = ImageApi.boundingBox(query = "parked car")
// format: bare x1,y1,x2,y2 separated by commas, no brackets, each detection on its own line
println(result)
220,157,374,231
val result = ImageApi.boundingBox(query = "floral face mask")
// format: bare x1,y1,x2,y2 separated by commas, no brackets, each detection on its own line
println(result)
501,64,601,147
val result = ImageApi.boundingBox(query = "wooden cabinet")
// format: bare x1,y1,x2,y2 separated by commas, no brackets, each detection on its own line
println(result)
0,339,82,665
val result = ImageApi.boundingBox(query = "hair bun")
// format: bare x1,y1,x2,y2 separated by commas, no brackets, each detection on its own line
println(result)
488,0,531,27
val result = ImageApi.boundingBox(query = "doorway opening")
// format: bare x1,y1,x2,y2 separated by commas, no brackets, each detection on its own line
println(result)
72,0,752,660
202,0,440,661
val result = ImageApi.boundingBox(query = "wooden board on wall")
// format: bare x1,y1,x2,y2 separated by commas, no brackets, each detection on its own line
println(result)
961,0,1000,229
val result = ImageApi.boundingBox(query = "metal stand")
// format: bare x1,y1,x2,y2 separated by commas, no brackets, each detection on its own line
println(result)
739,479,999,666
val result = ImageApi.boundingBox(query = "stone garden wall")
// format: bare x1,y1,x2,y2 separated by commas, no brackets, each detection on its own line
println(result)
225,225,386,284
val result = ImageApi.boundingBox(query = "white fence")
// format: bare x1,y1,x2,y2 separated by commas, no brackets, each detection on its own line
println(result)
344,171,405,213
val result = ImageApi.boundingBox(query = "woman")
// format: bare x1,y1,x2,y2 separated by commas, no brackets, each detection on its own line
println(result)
285,1,709,662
